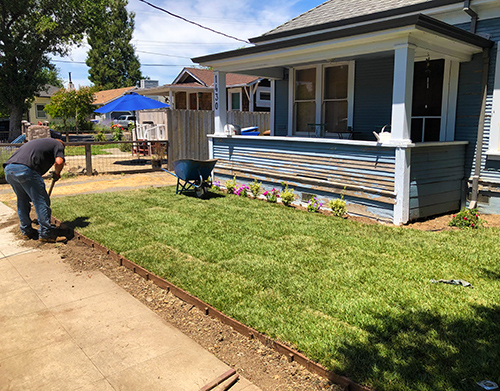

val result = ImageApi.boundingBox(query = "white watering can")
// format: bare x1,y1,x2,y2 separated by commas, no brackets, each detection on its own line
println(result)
373,125,391,143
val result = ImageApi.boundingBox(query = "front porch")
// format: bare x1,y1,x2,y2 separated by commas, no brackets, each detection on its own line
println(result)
194,14,492,225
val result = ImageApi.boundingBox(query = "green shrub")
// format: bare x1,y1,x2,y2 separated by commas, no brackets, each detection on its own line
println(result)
94,131,107,142
225,176,237,194
449,207,483,229
249,178,262,197
329,191,347,217
119,143,132,152
280,182,295,206
0,148,13,180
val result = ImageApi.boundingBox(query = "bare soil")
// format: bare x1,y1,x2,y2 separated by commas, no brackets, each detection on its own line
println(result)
4,172,500,391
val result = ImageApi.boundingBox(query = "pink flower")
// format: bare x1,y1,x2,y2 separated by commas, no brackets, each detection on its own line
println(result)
472,223,475,227
464,217,467,220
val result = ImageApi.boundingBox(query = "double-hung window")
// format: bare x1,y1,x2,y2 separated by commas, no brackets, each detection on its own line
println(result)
291,62,354,136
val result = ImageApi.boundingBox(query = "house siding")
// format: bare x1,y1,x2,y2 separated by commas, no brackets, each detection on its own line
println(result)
353,55,394,140
409,143,467,219
211,136,397,221
455,17,500,213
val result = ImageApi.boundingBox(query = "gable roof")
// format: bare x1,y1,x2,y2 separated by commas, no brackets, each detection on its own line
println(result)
251,0,462,43
37,85,60,98
93,86,136,106
174,68,261,87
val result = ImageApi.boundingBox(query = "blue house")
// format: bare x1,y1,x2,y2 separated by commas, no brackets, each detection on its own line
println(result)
193,0,500,225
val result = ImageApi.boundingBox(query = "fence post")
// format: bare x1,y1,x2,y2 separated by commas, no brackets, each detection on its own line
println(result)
85,143,92,176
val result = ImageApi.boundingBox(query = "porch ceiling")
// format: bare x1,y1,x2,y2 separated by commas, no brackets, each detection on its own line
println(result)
193,14,493,78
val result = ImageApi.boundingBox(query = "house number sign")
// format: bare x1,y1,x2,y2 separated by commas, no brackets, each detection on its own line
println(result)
214,73,219,111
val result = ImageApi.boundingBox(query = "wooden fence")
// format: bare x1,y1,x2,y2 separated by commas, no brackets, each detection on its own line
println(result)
137,109,271,170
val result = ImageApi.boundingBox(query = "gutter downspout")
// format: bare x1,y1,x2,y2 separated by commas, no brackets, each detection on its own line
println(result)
469,48,490,209
463,0,478,33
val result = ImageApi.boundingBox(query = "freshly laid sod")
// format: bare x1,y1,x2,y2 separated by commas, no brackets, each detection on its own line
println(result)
52,186,500,391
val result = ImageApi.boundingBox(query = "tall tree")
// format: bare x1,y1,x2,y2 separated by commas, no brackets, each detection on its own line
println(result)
86,0,142,90
0,0,104,140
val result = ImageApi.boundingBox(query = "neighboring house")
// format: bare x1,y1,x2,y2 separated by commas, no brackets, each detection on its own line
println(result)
193,0,500,225
138,67,271,112
27,85,60,124
93,86,137,122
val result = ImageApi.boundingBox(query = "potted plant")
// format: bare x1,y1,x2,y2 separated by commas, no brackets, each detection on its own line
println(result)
151,141,166,170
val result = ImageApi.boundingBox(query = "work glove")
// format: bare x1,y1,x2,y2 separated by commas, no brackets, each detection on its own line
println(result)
50,171,61,182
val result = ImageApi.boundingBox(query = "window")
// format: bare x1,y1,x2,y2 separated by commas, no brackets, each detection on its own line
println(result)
36,104,46,119
256,87,271,107
323,65,349,136
229,89,242,111
294,67,317,133
291,62,353,136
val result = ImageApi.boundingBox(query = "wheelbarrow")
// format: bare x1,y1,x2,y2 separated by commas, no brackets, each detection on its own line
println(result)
162,159,217,199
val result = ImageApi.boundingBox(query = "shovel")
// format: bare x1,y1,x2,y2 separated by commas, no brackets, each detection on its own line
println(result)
33,176,57,226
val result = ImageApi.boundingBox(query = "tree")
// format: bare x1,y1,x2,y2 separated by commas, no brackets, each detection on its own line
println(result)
0,0,105,140
86,0,142,90
44,86,98,140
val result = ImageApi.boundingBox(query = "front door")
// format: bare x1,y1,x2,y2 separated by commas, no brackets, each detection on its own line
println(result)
411,59,444,142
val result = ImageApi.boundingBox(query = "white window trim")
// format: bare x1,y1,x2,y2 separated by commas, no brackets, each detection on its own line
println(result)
228,88,242,111
36,104,47,119
487,47,500,153
256,86,271,107
288,61,355,137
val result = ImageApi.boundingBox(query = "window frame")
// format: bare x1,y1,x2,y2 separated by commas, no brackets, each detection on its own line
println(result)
228,88,242,111
36,104,47,119
256,86,271,107
288,61,355,137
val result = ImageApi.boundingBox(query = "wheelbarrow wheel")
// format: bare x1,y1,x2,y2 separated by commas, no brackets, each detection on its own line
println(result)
195,183,208,199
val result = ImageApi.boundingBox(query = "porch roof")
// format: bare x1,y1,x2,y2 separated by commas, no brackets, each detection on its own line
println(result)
192,14,493,76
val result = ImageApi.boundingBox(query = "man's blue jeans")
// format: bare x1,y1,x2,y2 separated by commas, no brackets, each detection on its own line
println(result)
5,163,52,239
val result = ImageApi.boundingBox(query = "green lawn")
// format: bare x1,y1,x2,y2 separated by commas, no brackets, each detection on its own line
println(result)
64,144,116,156
51,186,500,391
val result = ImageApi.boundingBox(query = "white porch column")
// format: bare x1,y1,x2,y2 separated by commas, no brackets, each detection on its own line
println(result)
168,91,174,108
391,43,415,225
391,43,415,141
214,71,227,134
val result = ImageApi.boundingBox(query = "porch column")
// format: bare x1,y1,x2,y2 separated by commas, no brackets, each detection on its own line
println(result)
168,91,174,108
391,43,415,141
214,71,227,134
391,43,415,225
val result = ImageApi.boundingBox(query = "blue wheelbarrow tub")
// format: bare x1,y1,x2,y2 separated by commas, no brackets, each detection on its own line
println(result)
173,159,217,182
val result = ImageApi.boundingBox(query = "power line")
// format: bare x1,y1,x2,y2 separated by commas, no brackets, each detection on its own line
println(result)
137,0,251,44
52,59,192,67
135,50,191,59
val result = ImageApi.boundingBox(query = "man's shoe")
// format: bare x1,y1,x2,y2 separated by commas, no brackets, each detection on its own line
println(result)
39,235,67,243
21,230,38,240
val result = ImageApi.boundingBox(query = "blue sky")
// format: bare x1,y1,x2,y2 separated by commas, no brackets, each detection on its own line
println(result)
50,0,325,89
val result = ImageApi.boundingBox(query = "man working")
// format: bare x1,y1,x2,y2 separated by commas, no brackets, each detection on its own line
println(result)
3,138,66,243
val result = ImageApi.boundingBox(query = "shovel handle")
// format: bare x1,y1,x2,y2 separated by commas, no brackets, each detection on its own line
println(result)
48,178,56,197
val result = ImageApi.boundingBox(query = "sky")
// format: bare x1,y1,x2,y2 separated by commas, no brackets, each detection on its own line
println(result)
50,0,326,89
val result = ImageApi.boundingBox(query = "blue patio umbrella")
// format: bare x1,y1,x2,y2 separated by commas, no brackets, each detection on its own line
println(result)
94,92,169,140
94,92,169,113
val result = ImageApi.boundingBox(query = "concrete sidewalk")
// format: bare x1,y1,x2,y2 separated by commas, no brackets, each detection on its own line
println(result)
0,202,260,391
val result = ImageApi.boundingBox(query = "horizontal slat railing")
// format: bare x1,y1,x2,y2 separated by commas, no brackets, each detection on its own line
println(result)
212,137,397,203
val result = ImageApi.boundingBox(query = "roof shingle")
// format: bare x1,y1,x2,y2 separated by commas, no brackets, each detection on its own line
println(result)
257,0,459,40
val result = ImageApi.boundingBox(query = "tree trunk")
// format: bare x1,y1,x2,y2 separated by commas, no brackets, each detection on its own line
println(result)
8,105,23,141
